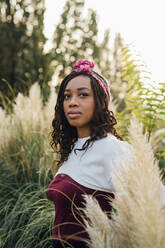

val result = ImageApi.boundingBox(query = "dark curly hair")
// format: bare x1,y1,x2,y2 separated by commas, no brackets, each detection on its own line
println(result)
51,71,123,166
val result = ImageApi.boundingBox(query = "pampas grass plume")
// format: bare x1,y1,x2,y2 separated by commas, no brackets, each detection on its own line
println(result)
112,115,165,248
0,82,57,148
82,195,118,248
83,115,165,248
0,107,13,148
13,83,45,135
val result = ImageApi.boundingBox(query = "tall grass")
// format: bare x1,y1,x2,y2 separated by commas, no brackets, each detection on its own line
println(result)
0,183,54,248
0,83,57,247
1,82,165,247
0,107,12,148
83,116,165,248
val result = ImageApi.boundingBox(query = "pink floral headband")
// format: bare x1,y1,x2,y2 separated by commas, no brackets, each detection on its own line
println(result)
71,59,110,96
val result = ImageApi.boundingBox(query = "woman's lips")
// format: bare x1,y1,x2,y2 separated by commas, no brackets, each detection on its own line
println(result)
67,111,82,119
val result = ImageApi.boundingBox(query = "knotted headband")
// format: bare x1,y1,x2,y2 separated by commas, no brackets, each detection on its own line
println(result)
71,59,110,96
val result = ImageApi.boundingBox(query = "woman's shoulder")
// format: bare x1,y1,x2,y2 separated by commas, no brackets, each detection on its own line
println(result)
95,133,126,147
95,133,132,157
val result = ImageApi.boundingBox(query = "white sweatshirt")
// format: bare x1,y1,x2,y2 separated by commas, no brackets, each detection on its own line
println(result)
55,133,132,193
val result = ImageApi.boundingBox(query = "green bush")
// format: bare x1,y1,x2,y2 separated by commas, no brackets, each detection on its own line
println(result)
0,130,55,247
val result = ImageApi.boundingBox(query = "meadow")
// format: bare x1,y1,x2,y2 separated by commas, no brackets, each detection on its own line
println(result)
0,82,165,248
0,83,57,248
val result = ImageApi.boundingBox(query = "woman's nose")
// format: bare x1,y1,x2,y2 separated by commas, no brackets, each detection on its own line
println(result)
69,96,79,106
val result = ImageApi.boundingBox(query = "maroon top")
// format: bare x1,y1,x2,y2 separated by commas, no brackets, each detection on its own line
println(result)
48,174,114,242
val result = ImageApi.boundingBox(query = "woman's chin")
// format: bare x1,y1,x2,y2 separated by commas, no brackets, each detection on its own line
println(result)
68,120,81,127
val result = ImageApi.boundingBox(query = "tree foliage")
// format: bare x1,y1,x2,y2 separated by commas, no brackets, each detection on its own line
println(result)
0,0,128,108
116,46,165,172
51,0,128,110
0,0,53,106
51,0,100,80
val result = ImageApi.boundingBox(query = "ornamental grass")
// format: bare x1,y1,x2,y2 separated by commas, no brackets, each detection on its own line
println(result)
83,116,165,248
0,83,57,247
1,83,165,247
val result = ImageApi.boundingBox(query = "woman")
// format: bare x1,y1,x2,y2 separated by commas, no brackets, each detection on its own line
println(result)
48,59,131,248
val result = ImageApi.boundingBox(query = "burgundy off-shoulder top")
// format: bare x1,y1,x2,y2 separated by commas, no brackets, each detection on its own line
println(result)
48,174,114,242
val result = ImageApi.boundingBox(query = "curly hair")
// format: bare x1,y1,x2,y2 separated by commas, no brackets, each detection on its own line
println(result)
51,71,123,166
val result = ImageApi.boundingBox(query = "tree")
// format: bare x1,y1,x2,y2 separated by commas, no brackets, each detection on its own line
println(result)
51,0,109,83
0,0,53,106
51,0,129,111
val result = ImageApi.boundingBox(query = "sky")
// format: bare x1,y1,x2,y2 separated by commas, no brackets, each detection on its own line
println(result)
44,0,165,83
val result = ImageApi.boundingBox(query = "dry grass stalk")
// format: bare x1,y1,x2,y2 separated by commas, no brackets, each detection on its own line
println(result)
0,107,13,148
44,85,57,125
13,83,45,135
83,116,165,248
112,115,165,248
0,82,58,149
109,96,119,114
82,195,118,248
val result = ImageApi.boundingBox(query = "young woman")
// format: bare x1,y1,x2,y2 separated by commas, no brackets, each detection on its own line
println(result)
48,59,131,248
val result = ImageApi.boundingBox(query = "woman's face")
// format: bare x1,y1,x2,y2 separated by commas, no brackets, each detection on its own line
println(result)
63,75,95,138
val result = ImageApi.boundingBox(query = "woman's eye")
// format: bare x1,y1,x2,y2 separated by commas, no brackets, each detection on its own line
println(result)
64,92,88,100
79,92,88,97
64,94,71,100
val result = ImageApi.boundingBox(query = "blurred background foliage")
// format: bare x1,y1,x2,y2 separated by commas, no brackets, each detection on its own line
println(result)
0,0,165,247
0,0,53,105
0,0,127,110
